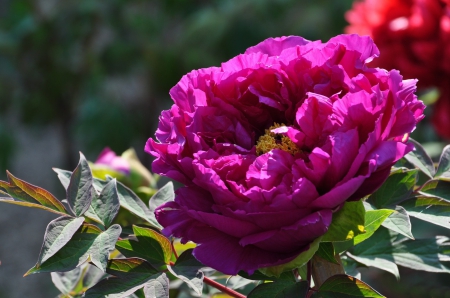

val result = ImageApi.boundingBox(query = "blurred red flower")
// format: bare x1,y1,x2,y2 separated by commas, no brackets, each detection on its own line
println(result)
346,0,450,138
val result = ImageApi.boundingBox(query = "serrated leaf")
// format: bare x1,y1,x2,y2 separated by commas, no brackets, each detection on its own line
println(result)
312,274,384,298
435,145,450,178
67,152,95,217
401,196,450,229
381,206,414,239
351,227,450,274
418,179,450,201
37,216,85,265
90,179,120,228
143,273,169,298
259,236,322,277
84,258,159,298
167,249,204,296
368,168,417,208
0,172,67,215
315,243,338,264
25,223,121,275
116,226,172,269
404,138,435,178
51,267,83,295
247,280,309,298
322,201,365,242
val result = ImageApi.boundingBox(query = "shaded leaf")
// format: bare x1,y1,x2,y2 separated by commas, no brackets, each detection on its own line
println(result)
322,201,365,242
167,249,204,296
238,270,296,282
67,152,95,217
368,168,417,208
312,274,384,298
143,273,169,298
116,225,172,269
259,236,322,277
53,168,72,190
381,206,414,239
419,179,450,201
51,267,82,295
315,242,338,264
347,252,400,280
404,138,435,178
401,196,450,229
37,216,85,265
26,223,121,275
435,145,450,178
149,182,174,212
91,179,120,228
247,280,309,298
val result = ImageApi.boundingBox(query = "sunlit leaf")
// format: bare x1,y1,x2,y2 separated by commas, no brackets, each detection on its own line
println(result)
143,273,169,298
435,145,450,178
352,207,393,245
401,196,450,229
404,138,435,178
381,206,414,239
322,201,365,242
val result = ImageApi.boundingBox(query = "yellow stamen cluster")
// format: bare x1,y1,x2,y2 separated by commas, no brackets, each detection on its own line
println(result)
256,123,301,156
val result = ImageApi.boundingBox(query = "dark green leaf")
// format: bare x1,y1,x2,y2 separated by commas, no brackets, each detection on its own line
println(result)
404,138,435,178
316,242,338,264
401,196,450,229
419,179,450,201
116,225,172,269
322,201,365,242
435,145,450,178
149,182,174,212
238,270,296,282
26,223,121,275
167,249,204,296
67,152,95,217
368,168,417,208
143,273,169,298
312,274,384,298
247,280,309,298
381,206,414,239
91,179,120,228
37,216,85,265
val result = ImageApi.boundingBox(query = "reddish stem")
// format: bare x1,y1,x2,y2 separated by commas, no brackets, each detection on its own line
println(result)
204,276,246,298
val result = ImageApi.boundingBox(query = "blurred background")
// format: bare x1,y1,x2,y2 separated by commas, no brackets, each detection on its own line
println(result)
0,0,447,297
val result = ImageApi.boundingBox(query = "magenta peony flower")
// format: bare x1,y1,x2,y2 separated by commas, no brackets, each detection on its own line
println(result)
95,147,130,175
146,34,425,275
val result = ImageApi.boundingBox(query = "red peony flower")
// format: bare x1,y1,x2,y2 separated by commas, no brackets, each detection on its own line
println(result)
346,0,450,138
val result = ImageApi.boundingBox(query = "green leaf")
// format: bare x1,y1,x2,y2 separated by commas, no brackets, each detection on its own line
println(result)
90,179,120,228
259,236,322,277
0,171,67,215
352,208,393,245
322,201,365,242
247,280,309,298
315,242,338,264
67,152,95,217
26,223,121,275
347,252,400,280
116,225,172,269
51,267,83,295
351,227,450,274
418,179,450,201
340,256,361,279
368,168,417,208
404,138,435,178
401,196,450,229
435,144,450,178
238,270,296,282
149,182,174,212
381,206,414,239
37,216,85,265
84,258,159,298
143,273,169,298
53,168,72,190
312,274,384,298
167,249,204,296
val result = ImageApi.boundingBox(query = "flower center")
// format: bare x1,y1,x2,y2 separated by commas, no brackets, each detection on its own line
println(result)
256,123,301,156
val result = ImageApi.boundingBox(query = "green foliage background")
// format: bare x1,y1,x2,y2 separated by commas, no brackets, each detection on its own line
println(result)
0,0,449,297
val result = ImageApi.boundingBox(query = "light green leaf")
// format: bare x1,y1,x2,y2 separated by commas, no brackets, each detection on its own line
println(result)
247,280,309,298
418,179,450,201
26,223,121,275
381,206,414,239
401,196,450,229
352,208,393,245
67,152,95,217
259,236,322,277
312,274,384,298
404,138,435,178
167,249,204,296
368,168,417,208
91,179,120,228
143,273,169,298
37,216,85,265
116,225,172,269
435,145,450,178
322,201,365,242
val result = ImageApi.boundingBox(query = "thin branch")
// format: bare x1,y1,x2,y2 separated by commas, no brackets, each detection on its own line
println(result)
204,276,247,298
